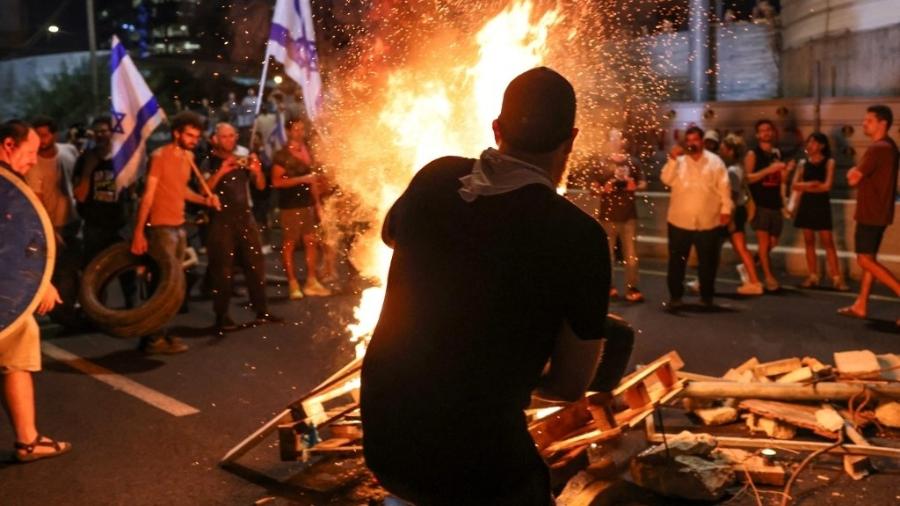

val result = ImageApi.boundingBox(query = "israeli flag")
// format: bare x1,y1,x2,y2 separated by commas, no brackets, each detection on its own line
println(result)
110,35,165,190
267,0,323,120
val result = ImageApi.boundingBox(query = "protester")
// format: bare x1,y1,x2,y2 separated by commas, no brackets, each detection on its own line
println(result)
790,133,848,290
661,126,733,309
0,119,71,462
839,105,900,322
202,123,282,333
250,130,274,251
130,112,221,354
745,119,789,291
597,129,646,302
720,134,764,295
272,118,331,298
361,67,632,506
25,116,83,327
703,129,720,153
237,88,259,144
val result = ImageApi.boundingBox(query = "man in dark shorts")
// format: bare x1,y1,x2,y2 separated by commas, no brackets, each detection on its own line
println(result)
202,122,281,333
839,105,900,322
360,68,633,505
131,112,221,354
744,119,788,291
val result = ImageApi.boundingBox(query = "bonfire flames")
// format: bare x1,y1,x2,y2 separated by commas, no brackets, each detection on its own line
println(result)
314,0,667,357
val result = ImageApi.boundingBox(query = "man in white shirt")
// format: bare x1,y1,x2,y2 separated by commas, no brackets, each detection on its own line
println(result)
660,126,733,309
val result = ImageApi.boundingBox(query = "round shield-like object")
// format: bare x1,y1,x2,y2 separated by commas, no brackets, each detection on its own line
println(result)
0,165,55,340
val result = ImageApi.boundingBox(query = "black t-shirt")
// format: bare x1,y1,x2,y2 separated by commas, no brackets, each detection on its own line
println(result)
202,153,253,217
74,151,129,229
360,156,611,500
273,147,313,209
597,154,644,222
748,146,783,210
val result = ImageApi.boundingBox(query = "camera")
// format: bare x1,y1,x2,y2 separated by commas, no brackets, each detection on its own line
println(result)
235,156,249,168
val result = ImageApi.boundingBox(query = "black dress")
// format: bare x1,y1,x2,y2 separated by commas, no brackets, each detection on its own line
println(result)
793,158,833,231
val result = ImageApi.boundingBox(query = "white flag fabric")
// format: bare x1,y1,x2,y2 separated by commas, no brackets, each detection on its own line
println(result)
267,0,323,121
110,35,165,190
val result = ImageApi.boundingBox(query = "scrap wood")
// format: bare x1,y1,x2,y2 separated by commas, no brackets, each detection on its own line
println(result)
801,357,831,375
714,448,786,486
834,350,882,380
682,380,900,401
775,367,813,384
754,358,803,379
740,400,840,439
877,353,900,381
745,414,797,440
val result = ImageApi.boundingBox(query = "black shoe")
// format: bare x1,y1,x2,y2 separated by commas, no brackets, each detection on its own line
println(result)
664,299,683,312
215,315,239,333
254,312,284,325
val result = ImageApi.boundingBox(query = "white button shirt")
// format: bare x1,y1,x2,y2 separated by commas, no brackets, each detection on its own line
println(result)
660,149,734,231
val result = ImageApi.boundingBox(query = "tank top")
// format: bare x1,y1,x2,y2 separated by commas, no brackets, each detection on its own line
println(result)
748,146,782,210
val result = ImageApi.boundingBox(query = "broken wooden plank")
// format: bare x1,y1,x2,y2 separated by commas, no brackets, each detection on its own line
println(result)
745,413,797,440
877,353,900,381
753,358,802,378
693,406,738,426
801,357,831,374
834,350,881,380
740,399,838,439
682,381,900,401
775,366,813,384
875,401,900,428
715,448,786,486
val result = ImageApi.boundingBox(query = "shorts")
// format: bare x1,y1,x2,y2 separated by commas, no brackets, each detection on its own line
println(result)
728,205,748,235
750,206,783,237
0,315,41,373
855,224,887,255
280,207,318,242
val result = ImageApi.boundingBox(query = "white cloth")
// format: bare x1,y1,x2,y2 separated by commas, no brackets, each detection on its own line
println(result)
660,150,733,231
458,148,554,202
268,0,323,121
727,163,748,206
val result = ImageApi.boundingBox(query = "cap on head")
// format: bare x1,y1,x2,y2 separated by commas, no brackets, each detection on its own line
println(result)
703,130,720,143
497,67,576,154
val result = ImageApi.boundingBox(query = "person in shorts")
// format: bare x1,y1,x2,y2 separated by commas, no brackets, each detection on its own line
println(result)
838,105,900,322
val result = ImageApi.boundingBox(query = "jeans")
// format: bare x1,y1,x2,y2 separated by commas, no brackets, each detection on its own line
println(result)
601,219,639,288
667,223,721,302
206,213,268,318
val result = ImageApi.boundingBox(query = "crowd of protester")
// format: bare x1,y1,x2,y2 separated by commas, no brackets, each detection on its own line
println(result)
586,105,898,315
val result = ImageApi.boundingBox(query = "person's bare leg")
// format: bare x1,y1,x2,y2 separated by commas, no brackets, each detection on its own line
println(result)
2,371,38,445
843,269,874,317
756,231,776,283
730,232,760,284
820,231,842,280
282,240,297,286
858,254,900,296
802,229,818,279
303,233,321,285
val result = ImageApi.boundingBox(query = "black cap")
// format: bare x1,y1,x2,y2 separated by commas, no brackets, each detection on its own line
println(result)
497,67,576,154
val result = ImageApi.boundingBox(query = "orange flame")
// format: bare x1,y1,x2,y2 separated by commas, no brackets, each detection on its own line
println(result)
347,1,563,357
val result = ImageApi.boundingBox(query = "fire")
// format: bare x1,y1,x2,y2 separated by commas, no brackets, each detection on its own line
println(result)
345,0,563,357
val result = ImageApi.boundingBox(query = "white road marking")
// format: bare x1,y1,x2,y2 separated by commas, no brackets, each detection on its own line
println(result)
41,342,200,417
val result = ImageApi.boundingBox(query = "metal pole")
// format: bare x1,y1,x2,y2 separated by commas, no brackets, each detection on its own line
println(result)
689,0,711,102
87,0,99,112
814,61,822,132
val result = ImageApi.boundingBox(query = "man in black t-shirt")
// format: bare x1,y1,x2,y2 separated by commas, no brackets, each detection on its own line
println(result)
202,123,281,333
360,68,633,506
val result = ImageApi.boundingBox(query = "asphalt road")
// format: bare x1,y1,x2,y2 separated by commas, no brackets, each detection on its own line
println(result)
1,255,898,506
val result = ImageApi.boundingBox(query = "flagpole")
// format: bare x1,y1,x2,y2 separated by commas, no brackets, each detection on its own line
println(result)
248,49,271,147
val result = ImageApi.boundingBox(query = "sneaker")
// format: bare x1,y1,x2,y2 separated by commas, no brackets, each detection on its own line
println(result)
261,245,273,255
624,287,645,303
832,276,850,292
737,282,764,295
800,275,820,288
303,280,332,297
140,335,189,355
764,278,780,291
254,312,284,325
686,279,700,294
288,279,304,300
736,264,749,284
663,298,683,312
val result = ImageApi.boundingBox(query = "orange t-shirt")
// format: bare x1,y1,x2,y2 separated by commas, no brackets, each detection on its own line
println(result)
146,144,192,227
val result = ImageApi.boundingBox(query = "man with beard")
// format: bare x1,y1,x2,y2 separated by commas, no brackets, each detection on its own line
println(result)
361,68,633,505
202,123,281,333
131,112,220,354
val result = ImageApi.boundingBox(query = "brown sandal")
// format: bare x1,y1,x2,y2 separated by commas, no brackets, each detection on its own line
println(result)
14,434,72,463
836,306,866,320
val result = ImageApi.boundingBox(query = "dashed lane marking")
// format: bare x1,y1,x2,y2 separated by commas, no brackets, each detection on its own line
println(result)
41,342,201,417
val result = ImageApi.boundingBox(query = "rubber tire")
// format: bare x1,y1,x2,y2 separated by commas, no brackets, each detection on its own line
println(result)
79,241,185,338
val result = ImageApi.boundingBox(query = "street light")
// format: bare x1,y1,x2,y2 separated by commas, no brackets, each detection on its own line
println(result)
273,75,283,84
48,25,60,33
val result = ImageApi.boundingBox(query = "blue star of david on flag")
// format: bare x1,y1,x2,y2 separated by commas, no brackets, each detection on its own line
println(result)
267,0,323,120
111,110,127,134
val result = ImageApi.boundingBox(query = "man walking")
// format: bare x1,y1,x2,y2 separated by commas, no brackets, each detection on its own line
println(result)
838,105,900,322
131,112,220,354
202,123,281,333
1,120,71,462
744,119,788,291
361,68,633,505
661,126,733,309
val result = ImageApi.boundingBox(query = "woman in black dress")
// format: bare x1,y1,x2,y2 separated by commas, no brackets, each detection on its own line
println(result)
791,133,848,290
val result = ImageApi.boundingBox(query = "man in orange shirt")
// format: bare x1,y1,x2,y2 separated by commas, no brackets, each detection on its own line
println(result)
131,112,220,354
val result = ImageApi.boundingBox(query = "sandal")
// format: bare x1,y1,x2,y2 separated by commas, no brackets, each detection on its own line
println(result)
625,288,645,303
836,306,866,320
14,434,72,463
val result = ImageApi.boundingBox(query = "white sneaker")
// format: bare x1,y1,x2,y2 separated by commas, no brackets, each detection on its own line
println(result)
736,264,749,284
737,282,764,295
686,279,700,293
